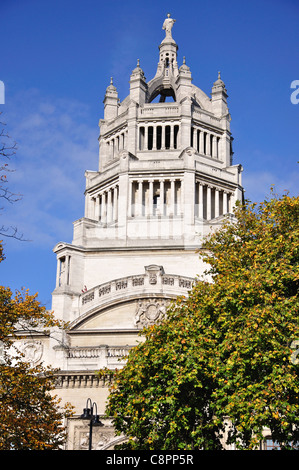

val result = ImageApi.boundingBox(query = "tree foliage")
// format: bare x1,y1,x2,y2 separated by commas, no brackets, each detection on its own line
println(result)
0,356,73,450
0,243,73,450
105,192,299,450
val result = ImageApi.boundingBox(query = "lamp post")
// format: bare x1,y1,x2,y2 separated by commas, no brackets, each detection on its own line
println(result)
81,398,103,450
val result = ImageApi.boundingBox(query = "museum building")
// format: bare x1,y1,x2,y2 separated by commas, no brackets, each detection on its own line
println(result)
25,15,244,449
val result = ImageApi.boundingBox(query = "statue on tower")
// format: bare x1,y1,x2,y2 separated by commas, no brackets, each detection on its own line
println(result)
162,13,176,39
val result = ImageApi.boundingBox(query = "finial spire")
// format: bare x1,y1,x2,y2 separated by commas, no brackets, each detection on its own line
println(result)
106,76,117,92
213,70,225,87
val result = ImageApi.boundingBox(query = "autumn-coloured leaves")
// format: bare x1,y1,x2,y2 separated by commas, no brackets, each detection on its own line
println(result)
105,193,299,450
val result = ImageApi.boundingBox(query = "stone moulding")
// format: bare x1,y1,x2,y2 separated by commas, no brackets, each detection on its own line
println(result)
55,371,114,389
79,266,195,318
66,346,131,360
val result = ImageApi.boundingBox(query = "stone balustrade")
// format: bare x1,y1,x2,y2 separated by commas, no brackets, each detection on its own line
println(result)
79,270,194,316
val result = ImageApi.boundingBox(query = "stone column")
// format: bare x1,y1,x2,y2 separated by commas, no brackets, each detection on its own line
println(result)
153,125,157,150
127,180,133,217
176,125,181,149
199,183,204,219
161,124,166,149
124,130,128,150
144,125,148,150
192,127,197,150
223,191,228,214
101,192,107,224
94,195,100,221
216,136,220,159
148,179,154,216
56,257,61,288
215,188,220,218
113,186,118,221
170,179,175,215
170,124,175,149
212,135,217,158
207,185,212,220
206,133,211,156
107,189,112,223
117,173,129,239
159,179,164,215
180,179,184,215
199,130,204,154
138,180,143,216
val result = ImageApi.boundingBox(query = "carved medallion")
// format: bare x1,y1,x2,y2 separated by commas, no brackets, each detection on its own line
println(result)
135,299,170,328
19,340,43,364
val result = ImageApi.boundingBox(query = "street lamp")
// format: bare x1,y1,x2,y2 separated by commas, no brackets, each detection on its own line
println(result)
81,398,104,450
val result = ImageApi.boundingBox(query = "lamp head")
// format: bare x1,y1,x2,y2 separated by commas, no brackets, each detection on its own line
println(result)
92,415,104,427
81,407,92,420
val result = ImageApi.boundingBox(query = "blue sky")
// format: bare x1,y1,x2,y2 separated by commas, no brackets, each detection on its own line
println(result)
0,0,298,309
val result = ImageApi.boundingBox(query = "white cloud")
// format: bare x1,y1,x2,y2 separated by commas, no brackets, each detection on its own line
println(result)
2,89,99,247
2,90,298,250
243,169,299,203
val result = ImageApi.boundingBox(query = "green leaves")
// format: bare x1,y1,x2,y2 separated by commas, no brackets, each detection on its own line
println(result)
105,192,299,450
0,242,74,450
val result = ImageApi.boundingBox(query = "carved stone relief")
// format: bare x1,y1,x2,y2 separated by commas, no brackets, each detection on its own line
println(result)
74,421,126,450
19,340,43,364
134,298,170,328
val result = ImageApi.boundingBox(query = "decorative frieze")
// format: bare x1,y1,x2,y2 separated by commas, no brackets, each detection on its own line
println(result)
55,372,113,389
99,284,111,297
66,346,130,360
79,267,194,315
178,278,192,289
82,291,95,305
67,347,103,359
162,276,175,285
132,276,144,286
115,280,128,290
106,347,130,358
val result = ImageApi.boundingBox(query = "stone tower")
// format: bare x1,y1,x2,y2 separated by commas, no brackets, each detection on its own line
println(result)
45,15,243,449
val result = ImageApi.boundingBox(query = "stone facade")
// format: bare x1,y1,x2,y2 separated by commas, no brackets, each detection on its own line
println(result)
28,15,244,449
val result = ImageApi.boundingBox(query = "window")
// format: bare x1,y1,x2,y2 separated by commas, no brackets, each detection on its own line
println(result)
157,126,162,150
139,126,145,150
264,439,281,450
165,125,171,149
58,255,71,287
174,125,179,149
148,126,153,150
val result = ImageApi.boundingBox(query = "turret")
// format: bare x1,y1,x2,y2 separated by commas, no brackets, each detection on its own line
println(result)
211,72,229,117
176,57,192,103
103,77,119,121
129,60,147,105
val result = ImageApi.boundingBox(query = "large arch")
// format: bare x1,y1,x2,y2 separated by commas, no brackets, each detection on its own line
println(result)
147,75,177,103
149,85,176,103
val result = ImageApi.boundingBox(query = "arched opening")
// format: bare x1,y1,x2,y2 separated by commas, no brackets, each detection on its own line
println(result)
149,86,176,103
